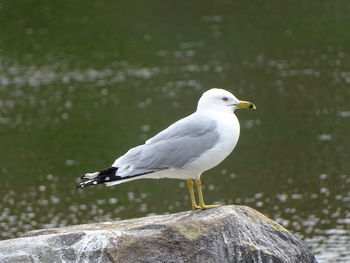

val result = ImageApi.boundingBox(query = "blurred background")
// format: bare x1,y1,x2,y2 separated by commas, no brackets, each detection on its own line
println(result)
0,0,349,262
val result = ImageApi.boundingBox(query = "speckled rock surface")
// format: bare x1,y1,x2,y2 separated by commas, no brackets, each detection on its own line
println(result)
0,205,317,263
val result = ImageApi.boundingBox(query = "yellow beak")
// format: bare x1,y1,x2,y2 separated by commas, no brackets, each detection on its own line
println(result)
235,100,256,109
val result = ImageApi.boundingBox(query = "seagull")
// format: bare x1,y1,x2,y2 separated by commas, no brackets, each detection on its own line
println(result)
75,88,256,210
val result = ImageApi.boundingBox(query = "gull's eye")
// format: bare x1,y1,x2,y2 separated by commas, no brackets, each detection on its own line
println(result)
222,97,228,102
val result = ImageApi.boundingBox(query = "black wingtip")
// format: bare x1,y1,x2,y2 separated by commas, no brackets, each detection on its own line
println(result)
75,167,120,189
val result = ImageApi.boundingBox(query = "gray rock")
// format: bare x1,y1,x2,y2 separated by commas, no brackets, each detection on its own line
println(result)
0,205,317,263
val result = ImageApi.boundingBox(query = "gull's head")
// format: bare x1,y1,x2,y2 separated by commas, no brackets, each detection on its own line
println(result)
197,88,256,113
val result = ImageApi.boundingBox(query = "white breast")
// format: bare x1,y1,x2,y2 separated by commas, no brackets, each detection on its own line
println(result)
187,112,240,173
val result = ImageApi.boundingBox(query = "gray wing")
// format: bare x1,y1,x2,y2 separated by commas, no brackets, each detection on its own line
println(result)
113,113,219,176
145,113,215,144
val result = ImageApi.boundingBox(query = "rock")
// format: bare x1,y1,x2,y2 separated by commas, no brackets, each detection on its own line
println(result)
0,205,317,263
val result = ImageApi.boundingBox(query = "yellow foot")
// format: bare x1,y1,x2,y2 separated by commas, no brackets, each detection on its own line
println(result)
192,204,221,210
198,204,221,210
192,205,200,210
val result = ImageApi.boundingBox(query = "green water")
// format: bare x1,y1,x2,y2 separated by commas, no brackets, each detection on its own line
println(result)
1,1,349,261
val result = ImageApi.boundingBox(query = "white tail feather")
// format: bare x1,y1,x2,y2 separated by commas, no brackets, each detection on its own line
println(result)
105,177,139,187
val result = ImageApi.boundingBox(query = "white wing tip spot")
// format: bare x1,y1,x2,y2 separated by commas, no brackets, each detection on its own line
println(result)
85,172,99,179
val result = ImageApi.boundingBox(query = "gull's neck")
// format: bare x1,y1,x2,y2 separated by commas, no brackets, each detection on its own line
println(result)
195,107,236,120
197,104,234,113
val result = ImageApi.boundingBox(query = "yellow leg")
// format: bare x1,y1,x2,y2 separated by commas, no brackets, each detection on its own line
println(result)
187,180,200,210
194,179,221,209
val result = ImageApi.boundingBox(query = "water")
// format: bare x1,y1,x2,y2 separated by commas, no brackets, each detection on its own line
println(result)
0,1,349,262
